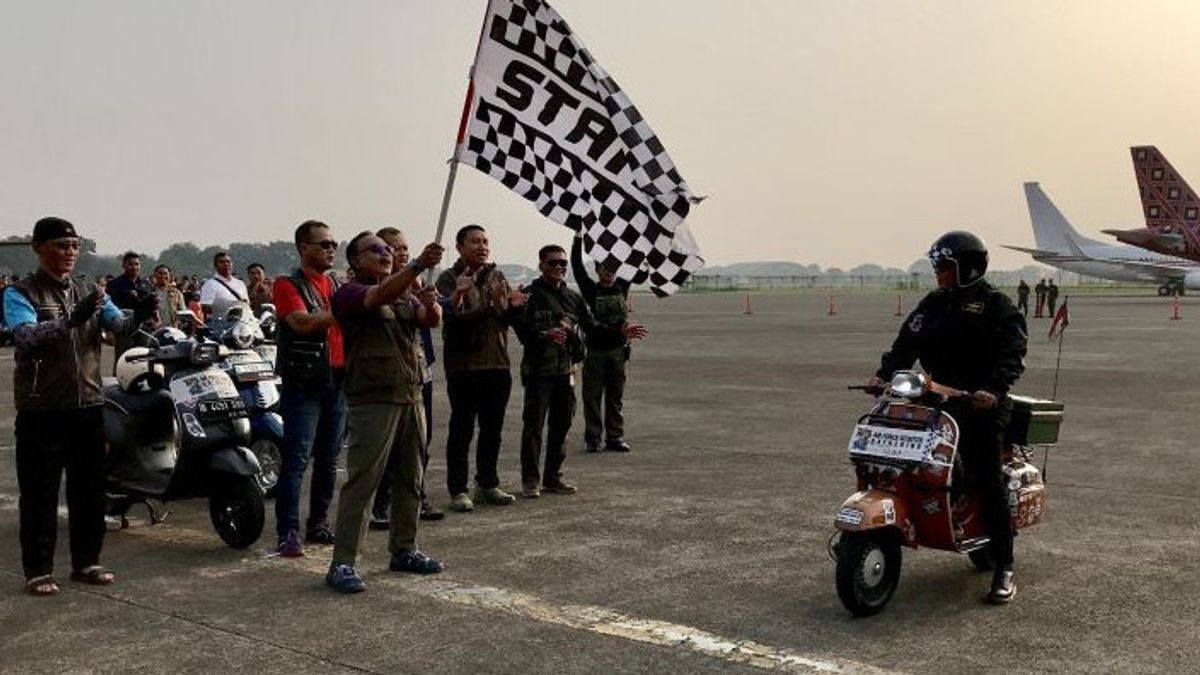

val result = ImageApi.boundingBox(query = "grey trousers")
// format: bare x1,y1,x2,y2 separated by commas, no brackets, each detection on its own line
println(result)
333,402,425,567
582,346,626,445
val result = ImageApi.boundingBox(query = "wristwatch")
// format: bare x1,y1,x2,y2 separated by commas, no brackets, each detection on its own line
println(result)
408,259,424,274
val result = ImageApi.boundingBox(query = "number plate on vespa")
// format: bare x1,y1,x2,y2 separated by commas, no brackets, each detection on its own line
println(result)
849,424,945,465
197,398,248,421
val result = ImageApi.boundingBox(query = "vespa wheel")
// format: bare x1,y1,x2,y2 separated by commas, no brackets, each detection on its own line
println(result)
209,475,265,549
835,532,902,617
249,434,282,498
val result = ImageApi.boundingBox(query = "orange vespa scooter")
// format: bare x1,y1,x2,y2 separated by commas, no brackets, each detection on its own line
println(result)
831,371,1061,616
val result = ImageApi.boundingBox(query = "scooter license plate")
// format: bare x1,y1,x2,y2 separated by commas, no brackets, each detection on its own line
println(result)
197,398,248,421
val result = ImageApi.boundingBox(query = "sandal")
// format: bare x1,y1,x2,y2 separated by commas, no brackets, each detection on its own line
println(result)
70,566,116,586
24,575,60,596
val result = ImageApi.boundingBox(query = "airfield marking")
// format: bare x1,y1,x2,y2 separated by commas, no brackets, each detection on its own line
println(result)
20,519,898,675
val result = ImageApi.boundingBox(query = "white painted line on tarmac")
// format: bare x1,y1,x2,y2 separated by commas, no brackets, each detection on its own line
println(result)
111,522,898,675
416,580,893,674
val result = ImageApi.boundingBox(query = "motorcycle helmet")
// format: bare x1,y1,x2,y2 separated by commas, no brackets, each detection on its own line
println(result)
152,326,188,347
928,231,989,287
115,347,166,393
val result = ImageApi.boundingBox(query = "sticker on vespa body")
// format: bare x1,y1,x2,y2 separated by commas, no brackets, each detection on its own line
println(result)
849,424,951,466
882,499,896,525
836,507,864,526
170,372,239,405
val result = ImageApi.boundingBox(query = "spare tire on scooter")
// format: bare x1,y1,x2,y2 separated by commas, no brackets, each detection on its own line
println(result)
209,475,265,549
835,531,902,617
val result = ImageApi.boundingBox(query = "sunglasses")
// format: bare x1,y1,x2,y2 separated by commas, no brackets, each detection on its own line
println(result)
362,243,393,257
308,239,339,251
544,259,568,268
51,239,82,252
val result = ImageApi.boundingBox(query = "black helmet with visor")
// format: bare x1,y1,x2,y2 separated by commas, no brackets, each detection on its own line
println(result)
929,231,989,288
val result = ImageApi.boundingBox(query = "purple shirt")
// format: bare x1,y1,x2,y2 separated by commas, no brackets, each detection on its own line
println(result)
333,281,420,325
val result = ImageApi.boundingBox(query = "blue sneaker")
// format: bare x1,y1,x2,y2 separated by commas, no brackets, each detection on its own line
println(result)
325,563,365,593
276,531,304,558
389,549,444,574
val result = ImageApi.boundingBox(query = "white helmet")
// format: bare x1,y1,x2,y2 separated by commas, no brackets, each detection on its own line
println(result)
115,347,166,393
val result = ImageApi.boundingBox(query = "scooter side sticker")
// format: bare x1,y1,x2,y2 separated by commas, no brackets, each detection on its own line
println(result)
170,372,239,405
182,412,207,438
836,507,864,525
882,499,896,525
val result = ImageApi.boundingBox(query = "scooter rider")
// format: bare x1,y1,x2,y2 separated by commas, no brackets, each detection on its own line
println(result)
866,231,1028,605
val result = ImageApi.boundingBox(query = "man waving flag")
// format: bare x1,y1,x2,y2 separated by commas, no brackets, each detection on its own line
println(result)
455,0,704,296
1048,295,1070,340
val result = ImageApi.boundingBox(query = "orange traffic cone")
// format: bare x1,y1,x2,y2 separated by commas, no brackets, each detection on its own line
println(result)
827,292,837,316
1171,294,1182,321
894,294,903,317
743,292,753,315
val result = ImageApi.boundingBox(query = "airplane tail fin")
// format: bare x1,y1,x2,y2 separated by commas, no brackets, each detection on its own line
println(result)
1023,182,1087,256
1130,146,1200,242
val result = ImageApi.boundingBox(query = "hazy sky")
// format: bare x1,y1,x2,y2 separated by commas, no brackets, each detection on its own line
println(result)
4,1,1200,270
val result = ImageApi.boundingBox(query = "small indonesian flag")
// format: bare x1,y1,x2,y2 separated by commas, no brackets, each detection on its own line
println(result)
1048,298,1070,340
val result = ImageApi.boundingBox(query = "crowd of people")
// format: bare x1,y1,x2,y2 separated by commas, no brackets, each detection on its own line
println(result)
3,216,647,596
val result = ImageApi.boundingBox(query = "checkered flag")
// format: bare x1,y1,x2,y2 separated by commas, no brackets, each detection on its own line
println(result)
458,0,704,296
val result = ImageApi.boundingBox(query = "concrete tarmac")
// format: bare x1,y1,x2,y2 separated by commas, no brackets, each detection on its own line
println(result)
0,291,1197,674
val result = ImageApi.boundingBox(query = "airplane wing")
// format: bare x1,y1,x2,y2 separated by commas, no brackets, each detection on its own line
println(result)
1001,244,1059,258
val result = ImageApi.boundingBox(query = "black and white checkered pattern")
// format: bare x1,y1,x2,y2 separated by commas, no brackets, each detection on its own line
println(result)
460,0,703,296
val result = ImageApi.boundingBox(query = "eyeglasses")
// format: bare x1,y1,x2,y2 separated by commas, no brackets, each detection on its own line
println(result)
52,239,81,252
544,259,568,268
307,239,339,251
362,243,392,257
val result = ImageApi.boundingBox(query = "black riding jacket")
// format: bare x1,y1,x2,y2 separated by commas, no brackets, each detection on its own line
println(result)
877,280,1027,397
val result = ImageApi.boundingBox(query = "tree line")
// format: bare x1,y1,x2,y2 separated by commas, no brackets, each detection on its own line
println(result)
0,236,302,280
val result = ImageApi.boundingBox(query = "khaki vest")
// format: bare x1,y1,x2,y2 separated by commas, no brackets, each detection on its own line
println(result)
342,297,422,405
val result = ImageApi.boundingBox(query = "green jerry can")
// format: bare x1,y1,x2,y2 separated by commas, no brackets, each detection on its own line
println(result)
1006,395,1065,445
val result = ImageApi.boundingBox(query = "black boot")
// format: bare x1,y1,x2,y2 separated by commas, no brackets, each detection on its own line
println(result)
368,502,389,531
986,569,1016,605
419,498,445,521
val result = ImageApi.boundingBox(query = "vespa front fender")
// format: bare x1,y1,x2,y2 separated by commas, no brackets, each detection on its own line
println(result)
209,445,262,476
834,489,913,544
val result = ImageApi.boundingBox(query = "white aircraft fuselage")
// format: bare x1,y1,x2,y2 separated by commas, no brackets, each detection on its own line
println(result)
1006,182,1200,292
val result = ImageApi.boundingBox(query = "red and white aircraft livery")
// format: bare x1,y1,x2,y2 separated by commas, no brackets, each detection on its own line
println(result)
1103,146,1200,262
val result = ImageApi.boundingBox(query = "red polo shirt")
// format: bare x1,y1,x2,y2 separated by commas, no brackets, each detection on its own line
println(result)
272,271,345,369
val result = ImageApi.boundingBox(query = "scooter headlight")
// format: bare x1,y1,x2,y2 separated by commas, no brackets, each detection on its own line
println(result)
259,314,277,340
889,371,926,399
225,322,256,350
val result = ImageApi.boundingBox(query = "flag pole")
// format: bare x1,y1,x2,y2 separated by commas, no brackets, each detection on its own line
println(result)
426,1,492,284
1050,295,1068,400
1045,294,1069,481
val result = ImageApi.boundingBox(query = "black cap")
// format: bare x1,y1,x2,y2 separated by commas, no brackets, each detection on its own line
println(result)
33,217,78,243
